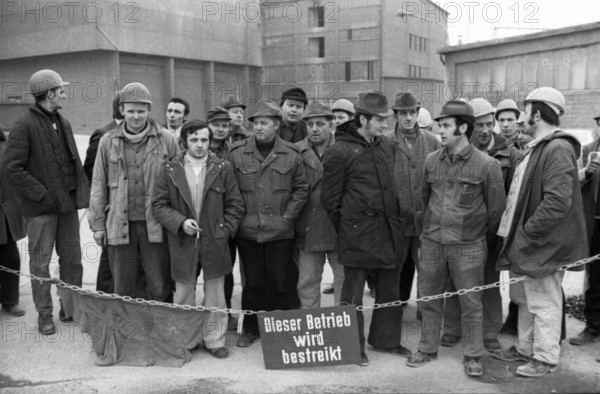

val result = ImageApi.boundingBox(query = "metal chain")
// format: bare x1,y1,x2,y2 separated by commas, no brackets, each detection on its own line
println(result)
1,253,598,315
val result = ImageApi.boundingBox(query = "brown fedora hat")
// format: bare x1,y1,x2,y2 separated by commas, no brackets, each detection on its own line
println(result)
355,90,393,117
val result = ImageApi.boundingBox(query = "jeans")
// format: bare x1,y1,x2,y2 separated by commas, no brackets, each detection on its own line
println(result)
341,265,403,353
510,270,564,365
27,211,83,317
442,238,503,342
297,249,344,308
174,275,227,349
107,221,171,302
418,237,485,358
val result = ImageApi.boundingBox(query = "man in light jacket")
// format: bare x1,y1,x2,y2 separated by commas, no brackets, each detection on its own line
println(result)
89,82,179,302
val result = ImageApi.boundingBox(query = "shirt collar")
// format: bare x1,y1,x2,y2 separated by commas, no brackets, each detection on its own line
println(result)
441,143,474,163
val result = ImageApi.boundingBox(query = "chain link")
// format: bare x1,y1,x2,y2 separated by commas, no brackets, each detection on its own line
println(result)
1,253,599,315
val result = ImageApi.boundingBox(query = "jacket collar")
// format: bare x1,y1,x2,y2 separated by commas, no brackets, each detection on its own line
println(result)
113,118,160,139
335,121,378,147
441,143,475,162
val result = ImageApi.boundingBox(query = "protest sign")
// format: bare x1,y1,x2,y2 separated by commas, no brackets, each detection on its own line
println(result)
258,305,361,370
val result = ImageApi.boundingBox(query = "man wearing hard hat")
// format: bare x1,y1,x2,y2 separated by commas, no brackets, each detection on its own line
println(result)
89,82,179,303
495,99,520,148
495,87,587,377
3,69,89,335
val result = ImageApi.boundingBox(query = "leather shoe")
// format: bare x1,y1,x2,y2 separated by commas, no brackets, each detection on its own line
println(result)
38,320,56,336
237,332,259,348
2,305,25,317
406,351,437,367
484,339,501,351
59,308,73,322
492,346,529,362
356,352,369,367
372,345,412,358
569,328,600,346
464,358,483,377
207,347,229,359
322,285,334,295
440,334,460,347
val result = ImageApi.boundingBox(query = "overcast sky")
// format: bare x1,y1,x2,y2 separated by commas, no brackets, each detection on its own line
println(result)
430,0,600,45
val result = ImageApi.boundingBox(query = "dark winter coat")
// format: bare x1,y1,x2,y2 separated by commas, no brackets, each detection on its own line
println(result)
84,119,118,182
579,138,600,254
0,133,26,244
152,152,245,283
497,131,587,277
3,105,89,217
321,121,404,269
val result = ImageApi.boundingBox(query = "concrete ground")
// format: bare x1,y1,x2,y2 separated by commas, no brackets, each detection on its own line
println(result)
1,135,599,393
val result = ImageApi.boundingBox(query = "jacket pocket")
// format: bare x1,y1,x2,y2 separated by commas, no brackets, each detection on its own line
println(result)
271,164,294,193
237,165,259,192
456,177,482,207
215,217,226,239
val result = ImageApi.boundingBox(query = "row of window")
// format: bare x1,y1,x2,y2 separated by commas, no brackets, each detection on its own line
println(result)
409,34,428,52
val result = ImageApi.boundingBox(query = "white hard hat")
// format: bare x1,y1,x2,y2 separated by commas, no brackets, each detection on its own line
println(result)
417,108,433,128
469,98,495,119
524,87,565,116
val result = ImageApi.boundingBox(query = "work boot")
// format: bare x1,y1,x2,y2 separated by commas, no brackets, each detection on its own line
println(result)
406,351,437,367
516,359,557,377
464,357,483,377
492,346,529,362
2,305,25,317
569,328,600,346
356,352,369,367
440,333,460,347
484,338,501,351
38,314,56,336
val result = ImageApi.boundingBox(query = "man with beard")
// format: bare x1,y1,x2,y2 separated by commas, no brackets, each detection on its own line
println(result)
4,69,89,334
494,87,587,377
441,98,519,352
322,90,409,367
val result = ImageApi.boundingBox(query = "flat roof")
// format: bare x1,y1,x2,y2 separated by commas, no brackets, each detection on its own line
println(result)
438,21,600,54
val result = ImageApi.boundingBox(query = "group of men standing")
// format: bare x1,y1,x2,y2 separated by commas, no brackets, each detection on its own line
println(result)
1,68,599,378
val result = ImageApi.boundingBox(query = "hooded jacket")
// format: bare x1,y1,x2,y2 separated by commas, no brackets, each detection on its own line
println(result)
321,121,404,268
496,131,587,277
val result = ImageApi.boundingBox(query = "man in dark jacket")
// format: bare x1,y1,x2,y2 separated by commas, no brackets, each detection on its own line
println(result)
3,69,89,335
228,100,309,348
0,131,27,317
83,92,123,294
277,87,308,143
207,106,232,159
152,119,244,359
295,102,343,308
495,87,587,377
321,91,409,367
569,113,600,347
407,100,506,377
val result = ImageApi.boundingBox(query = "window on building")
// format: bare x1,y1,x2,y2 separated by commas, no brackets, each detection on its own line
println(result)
309,37,325,58
347,29,352,41
409,65,424,78
343,61,377,81
409,34,428,53
308,6,325,28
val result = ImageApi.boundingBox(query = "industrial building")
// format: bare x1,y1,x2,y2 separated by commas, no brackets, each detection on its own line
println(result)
438,21,600,129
